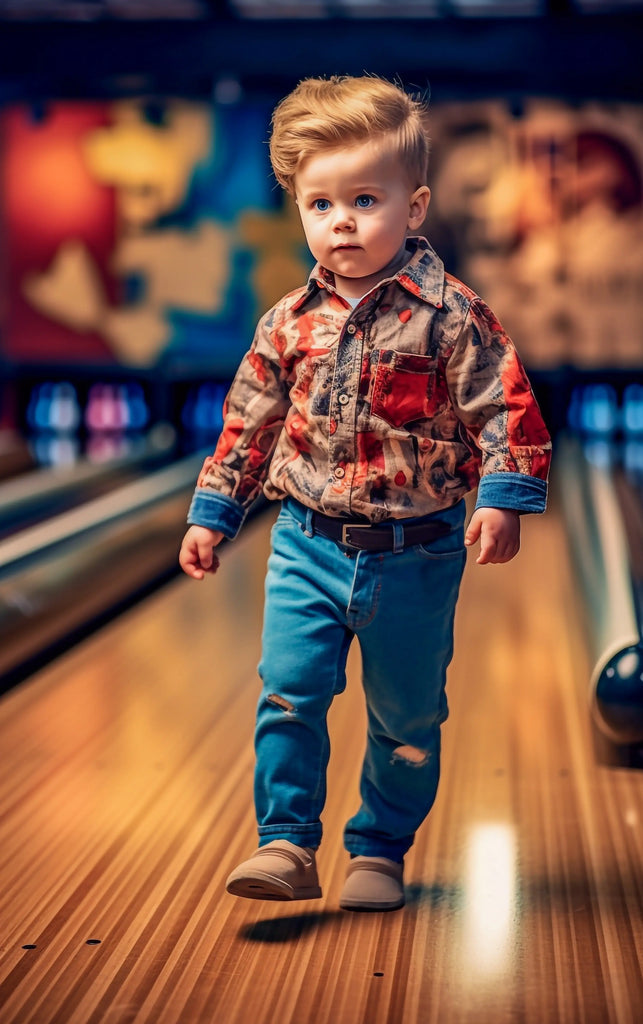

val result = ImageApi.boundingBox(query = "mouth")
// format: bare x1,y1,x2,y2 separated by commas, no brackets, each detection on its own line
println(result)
333,243,362,251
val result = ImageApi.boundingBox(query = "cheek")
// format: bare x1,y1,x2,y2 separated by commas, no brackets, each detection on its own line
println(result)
366,217,402,249
301,221,326,257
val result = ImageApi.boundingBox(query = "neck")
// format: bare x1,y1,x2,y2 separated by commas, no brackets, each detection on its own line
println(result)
333,241,411,299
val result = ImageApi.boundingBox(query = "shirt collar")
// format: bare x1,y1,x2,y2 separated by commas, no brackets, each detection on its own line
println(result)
292,236,445,312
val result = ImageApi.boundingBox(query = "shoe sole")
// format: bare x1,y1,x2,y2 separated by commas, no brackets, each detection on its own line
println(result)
339,895,405,912
226,869,322,901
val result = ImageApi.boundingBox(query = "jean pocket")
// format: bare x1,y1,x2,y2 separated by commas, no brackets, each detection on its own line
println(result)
413,528,466,561
371,350,447,430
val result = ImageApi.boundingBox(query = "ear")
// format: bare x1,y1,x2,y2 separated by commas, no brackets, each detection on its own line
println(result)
408,186,431,230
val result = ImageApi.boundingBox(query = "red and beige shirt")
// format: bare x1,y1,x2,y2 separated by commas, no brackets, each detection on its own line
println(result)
188,237,551,538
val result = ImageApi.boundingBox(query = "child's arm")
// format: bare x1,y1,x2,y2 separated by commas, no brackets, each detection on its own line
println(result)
446,295,551,518
179,525,225,580
464,508,520,565
181,304,292,569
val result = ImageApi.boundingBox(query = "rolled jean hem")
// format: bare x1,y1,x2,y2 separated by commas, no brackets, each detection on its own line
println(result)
258,824,322,849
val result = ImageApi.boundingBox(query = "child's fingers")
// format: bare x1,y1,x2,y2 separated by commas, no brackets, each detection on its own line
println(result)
178,543,205,579
204,550,220,574
178,540,212,579
195,539,220,575
464,517,482,547
466,509,520,564
476,531,496,564
477,532,519,565
180,559,205,580
179,528,223,580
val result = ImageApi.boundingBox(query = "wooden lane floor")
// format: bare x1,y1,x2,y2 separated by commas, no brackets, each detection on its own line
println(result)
0,499,641,1024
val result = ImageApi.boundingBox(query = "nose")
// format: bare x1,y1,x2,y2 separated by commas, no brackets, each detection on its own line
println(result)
331,204,355,231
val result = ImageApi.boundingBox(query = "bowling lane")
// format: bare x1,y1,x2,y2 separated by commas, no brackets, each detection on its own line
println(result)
0,428,176,541
0,495,641,1024
0,373,233,686
0,449,212,686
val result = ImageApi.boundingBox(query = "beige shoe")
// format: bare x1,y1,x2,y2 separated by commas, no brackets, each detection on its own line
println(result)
340,856,405,911
225,840,322,901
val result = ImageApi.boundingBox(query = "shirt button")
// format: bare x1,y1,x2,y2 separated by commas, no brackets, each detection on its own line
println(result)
338,393,350,406
334,466,345,478
346,323,356,334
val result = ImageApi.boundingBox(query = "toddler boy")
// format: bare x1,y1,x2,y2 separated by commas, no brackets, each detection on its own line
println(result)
179,75,551,911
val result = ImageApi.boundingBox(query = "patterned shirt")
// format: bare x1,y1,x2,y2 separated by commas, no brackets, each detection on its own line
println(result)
188,237,551,538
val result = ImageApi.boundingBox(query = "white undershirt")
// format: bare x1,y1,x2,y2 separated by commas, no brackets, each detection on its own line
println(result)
339,295,362,309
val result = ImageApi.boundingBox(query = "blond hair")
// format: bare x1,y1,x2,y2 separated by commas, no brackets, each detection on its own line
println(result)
269,75,430,195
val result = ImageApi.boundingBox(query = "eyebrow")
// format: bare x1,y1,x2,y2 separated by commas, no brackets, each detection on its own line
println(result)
298,183,386,201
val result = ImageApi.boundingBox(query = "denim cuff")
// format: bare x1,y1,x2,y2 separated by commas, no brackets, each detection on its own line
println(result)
187,488,246,539
475,472,548,514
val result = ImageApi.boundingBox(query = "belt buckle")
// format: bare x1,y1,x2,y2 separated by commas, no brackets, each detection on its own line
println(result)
341,522,367,547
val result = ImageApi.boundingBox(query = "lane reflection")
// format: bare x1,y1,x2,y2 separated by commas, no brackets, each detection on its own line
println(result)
462,823,518,978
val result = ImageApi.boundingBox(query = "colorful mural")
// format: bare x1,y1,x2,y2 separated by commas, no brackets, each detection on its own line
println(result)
0,97,311,374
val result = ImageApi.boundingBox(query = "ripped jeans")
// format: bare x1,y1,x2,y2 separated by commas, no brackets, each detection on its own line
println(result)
254,497,467,862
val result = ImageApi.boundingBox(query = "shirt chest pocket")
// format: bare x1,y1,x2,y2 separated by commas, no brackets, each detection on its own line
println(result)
371,350,449,429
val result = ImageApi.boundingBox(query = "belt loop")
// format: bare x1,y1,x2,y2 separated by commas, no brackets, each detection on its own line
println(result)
392,521,404,554
303,508,314,538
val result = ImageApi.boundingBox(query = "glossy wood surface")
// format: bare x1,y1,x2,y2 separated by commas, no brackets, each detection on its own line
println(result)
0,497,641,1023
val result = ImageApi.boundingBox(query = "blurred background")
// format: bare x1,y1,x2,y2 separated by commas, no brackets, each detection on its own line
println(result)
0,0,641,701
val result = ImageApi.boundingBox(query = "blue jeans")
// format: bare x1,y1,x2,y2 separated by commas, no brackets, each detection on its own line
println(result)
255,497,467,862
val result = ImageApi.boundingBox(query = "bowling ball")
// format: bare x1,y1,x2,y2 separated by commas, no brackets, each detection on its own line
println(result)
593,644,643,745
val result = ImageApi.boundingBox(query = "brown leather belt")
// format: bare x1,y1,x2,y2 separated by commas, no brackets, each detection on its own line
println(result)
310,510,451,551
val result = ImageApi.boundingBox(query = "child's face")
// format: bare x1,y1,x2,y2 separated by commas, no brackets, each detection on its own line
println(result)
295,140,430,298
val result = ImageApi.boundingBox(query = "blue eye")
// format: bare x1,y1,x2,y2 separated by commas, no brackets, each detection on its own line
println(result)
313,198,331,212
355,195,375,209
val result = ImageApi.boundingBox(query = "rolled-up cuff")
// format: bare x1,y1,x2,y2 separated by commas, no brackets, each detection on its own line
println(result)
187,488,246,539
475,472,548,514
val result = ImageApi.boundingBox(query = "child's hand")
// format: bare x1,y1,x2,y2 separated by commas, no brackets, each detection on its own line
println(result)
464,508,520,565
179,525,224,580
